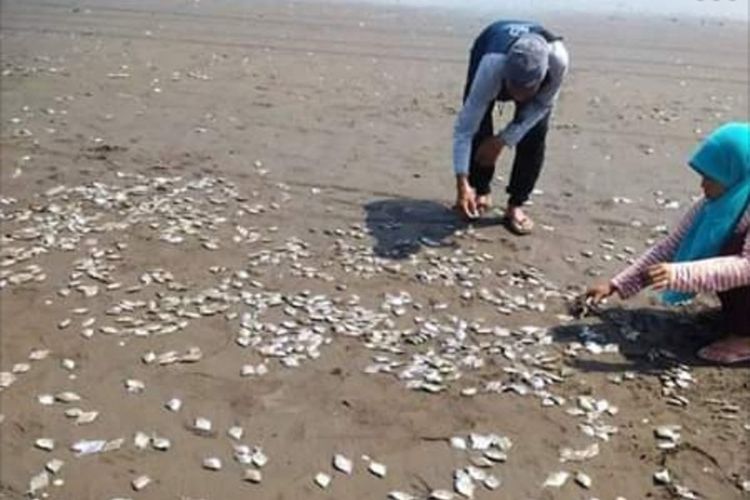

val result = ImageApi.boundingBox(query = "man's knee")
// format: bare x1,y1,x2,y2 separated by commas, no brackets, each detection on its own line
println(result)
515,118,548,152
531,113,551,136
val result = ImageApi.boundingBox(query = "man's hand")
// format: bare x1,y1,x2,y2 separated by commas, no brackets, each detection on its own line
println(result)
455,176,480,219
475,136,505,167
646,263,675,291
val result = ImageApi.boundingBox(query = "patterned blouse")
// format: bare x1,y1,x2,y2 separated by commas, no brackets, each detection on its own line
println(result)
611,200,750,298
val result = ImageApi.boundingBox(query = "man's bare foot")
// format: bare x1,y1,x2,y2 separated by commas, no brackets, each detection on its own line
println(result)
476,194,492,214
505,205,534,235
697,336,750,364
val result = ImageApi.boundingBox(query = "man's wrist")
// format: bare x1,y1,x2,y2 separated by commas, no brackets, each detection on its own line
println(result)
456,174,469,189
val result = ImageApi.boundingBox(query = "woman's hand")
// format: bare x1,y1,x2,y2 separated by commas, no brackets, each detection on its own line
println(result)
585,282,615,304
646,263,675,291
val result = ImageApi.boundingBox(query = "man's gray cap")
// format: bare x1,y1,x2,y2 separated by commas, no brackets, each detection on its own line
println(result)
506,33,550,88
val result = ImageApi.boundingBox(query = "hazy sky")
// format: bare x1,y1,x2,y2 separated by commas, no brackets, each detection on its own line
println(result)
349,0,749,20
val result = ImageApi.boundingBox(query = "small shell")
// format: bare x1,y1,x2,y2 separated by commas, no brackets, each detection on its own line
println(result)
252,449,268,468
165,398,182,412
240,364,256,376
203,457,222,470
131,475,151,491
78,285,99,297
29,471,50,494
0,372,17,388
228,426,244,441
654,425,681,442
657,440,678,450
543,471,570,488
559,443,599,462
35,438,55,451
483,475,500,490
575,472,592,489
454,469,475,498
37,394,55,405
71,439,106,456
483,449,507,462
55,391,81,403
75,411,99,425
461,387,478,397
654,469,671,485
466,467,486,482
157,351,179,365
450,436,467,450
134,432,150,450
180,347,203,363
152,437,171,451
468,456,494,468
468,433,493,451
45,459,65,474
12,363,31,374
124,379,145,393
234,445,252,465
104,438,124,452
65,407,83,418
429,490,454,500
194,417,212,433
368,461,387,478
333,453,353,474
388,492,416,500
243,469,262,483
314,472,331,489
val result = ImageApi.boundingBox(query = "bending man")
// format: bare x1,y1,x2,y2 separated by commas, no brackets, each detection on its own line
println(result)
453,20,569,234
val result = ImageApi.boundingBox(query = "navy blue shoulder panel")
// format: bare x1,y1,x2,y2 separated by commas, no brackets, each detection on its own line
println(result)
473,21,563,56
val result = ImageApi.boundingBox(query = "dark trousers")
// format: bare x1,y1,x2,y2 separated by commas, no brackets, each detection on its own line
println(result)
718,229,750,335
462,45,550,206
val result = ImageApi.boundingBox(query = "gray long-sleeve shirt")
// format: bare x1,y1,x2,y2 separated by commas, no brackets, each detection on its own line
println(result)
452,40,569,175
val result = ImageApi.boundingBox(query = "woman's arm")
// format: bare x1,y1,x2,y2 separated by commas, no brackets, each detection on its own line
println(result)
669,219,750,293
611,201,704,298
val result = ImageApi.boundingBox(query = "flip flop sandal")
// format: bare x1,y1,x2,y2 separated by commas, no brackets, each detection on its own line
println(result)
697,341,750,364
506,213,534,235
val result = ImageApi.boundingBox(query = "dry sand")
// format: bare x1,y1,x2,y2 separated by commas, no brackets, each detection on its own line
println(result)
0,1,748,499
